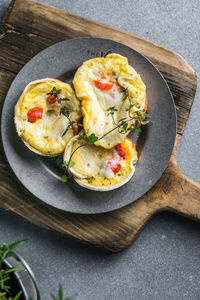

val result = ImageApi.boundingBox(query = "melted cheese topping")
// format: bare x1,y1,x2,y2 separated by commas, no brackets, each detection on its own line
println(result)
73,53,147,149
64,136,138,190
14,78,81,156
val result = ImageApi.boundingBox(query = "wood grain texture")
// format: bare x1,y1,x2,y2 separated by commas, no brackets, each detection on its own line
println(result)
0,0,199,252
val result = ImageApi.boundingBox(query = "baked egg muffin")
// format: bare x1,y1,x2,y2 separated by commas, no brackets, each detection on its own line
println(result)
73,53,147,149
14,78,81,156
63,135,138,191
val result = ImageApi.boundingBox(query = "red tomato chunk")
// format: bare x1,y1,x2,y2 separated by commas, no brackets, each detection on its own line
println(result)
115,144,126,158
106,155,122,174
27,107,43,122
47,94,57,104
94,79,114,91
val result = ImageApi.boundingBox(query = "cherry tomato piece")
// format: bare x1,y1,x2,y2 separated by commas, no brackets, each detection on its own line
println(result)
47,94,57,104
94,79,114,91
106,155,121,174
115,144,126,158
27,107,43,122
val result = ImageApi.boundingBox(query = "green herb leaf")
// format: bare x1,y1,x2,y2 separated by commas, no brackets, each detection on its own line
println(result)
141,120,149,125
8,239,27,250
61,175,68,183
61,161,67,168
12,290,23,300
119,129,125,133
106,106,118,116
135,111,141,116
118,118,127,122
88,133,99,144
68,161,75,168
123,123,128,131
121,88,129,101
143,113,151,118
135,127,142,132
61,98,70,101
47,87,62,97
60,107,70,117
3,267,23,275
78,133,85,141
106,107,118,112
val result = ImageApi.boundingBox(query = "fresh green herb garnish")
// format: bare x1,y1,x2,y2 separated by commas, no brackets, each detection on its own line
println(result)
121,88,129,102
61,174,72,182
61,161,67,168
60,98,70,102
60,107,70,117
88,133,99,144
141,120,149,125
47,87,62,97
135,127,142,132
106,106,118,116
60,107,76,137
68,161,75,168
47,87,62,103
78,133,85,141
143,113,151,118
62,89,150,182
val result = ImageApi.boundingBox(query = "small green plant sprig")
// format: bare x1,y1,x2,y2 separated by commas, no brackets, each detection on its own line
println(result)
47,87,70,104
60,107,76,137
46,87,74,136
61,88,150,181
51,284,78,300
0,239,27,300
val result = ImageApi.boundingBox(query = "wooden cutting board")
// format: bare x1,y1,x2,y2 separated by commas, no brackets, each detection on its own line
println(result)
0,0,199,252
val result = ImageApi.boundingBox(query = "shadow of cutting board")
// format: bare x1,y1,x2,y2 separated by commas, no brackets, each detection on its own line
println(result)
0,0,199,252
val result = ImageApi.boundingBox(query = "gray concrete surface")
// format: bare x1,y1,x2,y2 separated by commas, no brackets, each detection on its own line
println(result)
0,0,200,299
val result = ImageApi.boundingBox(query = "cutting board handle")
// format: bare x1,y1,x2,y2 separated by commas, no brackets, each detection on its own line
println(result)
164,152,200,220
100,138,200,251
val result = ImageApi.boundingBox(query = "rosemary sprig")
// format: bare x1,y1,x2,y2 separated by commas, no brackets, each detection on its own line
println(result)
0,240,27,300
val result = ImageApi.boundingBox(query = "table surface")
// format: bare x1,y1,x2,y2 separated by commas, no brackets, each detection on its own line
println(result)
0,0,200,299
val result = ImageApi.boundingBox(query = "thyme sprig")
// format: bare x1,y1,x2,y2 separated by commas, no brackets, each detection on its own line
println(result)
121,88,129,102
60,107,76,137
47,87,62,103
47,87,71,104
47,87,62,97
62,88,150,181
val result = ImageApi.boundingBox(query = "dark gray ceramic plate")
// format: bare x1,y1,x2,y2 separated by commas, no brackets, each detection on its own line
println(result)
1,37,176,214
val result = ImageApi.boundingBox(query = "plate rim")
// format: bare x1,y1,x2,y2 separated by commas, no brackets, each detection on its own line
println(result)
1,37,177,215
